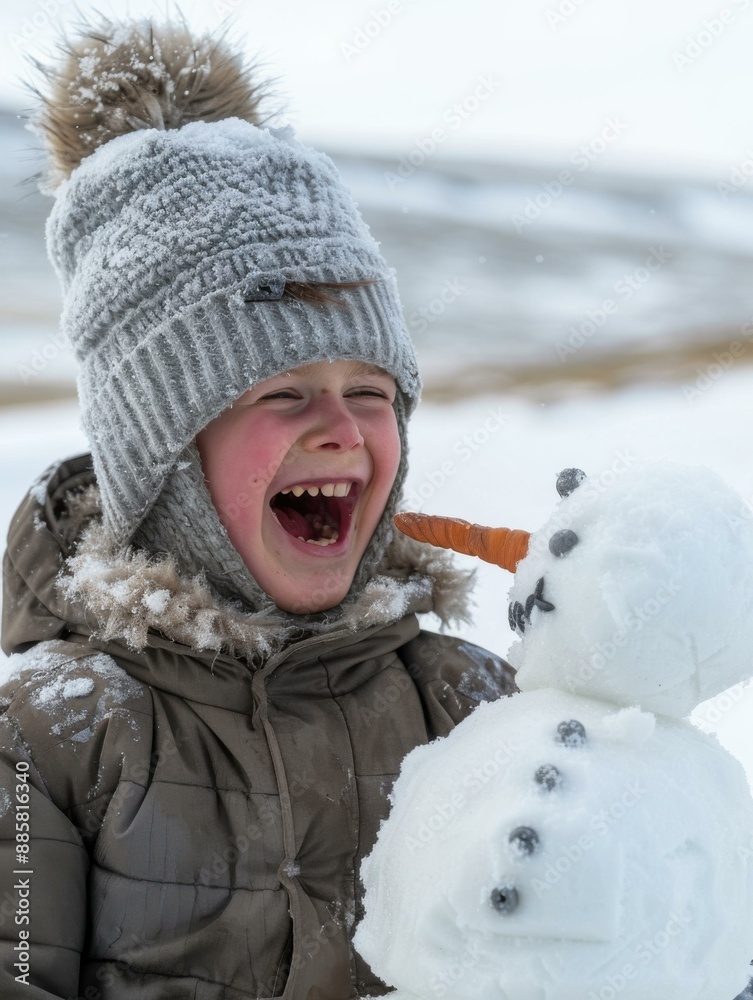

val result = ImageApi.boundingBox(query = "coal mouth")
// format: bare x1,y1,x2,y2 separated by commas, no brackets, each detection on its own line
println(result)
270,491,352,542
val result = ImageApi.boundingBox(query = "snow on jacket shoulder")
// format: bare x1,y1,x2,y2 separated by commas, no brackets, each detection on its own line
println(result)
0,454,517,1000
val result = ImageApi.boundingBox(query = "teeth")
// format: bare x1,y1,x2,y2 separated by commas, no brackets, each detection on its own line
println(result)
280,482,353,497
304,532,340,547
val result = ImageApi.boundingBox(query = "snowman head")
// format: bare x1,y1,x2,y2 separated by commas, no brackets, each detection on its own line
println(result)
507,460,753,718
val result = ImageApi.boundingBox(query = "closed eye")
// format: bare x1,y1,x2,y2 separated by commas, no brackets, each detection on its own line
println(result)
347,388,391,399
258,389,389,401
258,391,301,400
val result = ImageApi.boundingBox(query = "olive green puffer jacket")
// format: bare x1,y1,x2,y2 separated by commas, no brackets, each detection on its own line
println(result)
0,455,516,999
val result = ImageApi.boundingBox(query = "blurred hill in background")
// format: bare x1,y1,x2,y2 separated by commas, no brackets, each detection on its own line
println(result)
2,106,753,406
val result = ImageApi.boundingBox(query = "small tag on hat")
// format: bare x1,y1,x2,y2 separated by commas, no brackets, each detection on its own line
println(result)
242,274,286,301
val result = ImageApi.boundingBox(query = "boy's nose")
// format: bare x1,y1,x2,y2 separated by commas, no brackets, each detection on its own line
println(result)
302,396,365,451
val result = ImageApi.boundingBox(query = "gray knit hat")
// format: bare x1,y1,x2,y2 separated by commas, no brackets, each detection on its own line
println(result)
37,21,420,549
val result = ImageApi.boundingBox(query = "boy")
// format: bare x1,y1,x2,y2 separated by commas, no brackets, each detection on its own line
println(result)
0,18,515,999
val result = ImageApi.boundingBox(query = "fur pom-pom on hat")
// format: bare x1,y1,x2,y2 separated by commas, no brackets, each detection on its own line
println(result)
32,17,274,190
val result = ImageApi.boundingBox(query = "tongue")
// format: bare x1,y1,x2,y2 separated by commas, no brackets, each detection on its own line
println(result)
273,505,312,540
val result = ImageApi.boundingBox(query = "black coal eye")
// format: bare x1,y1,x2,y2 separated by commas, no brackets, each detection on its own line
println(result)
549,529,579,557
556,468,586,497
490,883,519,913
508,826,540,856
556,719,587,747
534,764,562,791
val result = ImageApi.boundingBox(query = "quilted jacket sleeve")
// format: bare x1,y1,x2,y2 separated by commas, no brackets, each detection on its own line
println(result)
0,640,153,998
400,630,518,738
0,729,88,997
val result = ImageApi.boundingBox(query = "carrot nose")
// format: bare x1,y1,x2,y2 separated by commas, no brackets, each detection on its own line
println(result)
394,512,530,573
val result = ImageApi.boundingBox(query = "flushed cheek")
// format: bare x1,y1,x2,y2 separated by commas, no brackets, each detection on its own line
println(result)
207,431,291,539
369,421,401,500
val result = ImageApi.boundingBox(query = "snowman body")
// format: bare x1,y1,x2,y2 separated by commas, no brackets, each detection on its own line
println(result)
355,462,753,1000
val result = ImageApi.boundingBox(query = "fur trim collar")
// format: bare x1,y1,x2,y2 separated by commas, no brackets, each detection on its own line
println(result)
58,514,475,663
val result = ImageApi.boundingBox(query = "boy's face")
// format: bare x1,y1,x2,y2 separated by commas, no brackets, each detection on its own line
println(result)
197,360,401,614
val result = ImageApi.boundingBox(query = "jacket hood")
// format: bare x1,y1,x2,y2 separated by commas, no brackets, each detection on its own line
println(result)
3,454,476,663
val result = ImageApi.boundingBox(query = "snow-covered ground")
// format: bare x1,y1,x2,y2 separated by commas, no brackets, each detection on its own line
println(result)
2,370,752,786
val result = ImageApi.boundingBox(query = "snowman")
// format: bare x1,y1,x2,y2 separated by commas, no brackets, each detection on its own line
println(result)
354,461,753,1000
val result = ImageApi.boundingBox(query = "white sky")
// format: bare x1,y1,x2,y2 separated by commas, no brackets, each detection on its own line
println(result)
0,0,752,180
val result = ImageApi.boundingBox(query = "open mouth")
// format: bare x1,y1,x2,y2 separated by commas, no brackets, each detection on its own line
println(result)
269,482,360,547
